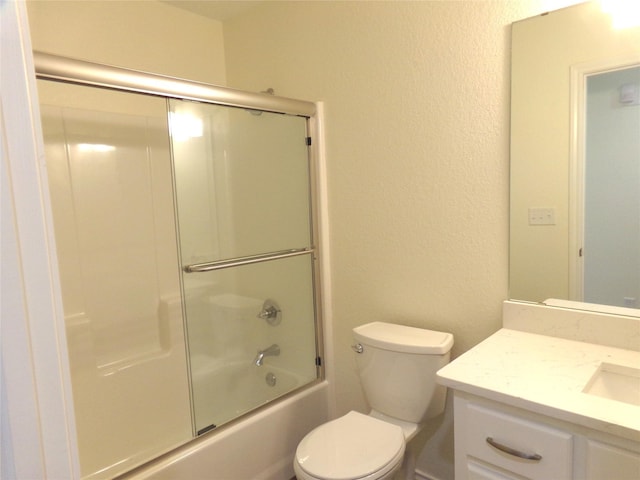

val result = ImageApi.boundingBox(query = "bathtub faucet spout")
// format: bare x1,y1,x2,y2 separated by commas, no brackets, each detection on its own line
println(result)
254,344,280,366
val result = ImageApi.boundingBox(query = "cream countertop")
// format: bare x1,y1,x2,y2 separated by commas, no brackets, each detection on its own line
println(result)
437,327,640,442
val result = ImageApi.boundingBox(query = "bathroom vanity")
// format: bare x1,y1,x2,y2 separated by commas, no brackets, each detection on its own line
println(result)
437,301,640,480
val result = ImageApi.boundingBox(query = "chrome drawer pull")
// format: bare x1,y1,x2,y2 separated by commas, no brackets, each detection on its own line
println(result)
486,437,542,461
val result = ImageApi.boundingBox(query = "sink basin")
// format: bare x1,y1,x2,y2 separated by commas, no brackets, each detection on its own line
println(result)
583,363,640,406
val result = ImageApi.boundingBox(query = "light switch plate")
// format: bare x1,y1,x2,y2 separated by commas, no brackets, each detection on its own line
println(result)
528,207,555,225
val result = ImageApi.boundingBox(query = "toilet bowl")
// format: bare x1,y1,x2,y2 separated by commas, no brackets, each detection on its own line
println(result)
294,322,454,480
294,411,405,480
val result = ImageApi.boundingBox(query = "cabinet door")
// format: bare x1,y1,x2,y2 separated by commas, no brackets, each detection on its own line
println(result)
586,439,640,480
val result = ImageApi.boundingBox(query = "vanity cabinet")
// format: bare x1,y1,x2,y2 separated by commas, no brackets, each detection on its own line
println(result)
454,393,640,480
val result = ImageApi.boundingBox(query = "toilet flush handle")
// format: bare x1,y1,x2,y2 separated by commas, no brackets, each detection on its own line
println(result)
351,343,364,354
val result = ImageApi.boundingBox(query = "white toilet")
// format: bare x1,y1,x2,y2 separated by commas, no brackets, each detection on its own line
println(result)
294,321,453,480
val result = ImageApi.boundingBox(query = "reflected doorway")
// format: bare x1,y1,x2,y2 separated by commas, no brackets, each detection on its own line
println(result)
571,63,640,308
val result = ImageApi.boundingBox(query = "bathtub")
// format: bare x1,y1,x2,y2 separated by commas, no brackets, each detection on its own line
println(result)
190,356,315,434
119,380,329,480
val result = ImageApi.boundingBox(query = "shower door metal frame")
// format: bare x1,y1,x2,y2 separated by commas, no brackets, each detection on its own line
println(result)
33,50,326,407
34,52,316,117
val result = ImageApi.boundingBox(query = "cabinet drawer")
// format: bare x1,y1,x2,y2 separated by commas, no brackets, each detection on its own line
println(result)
466,459,524,480
464,402,573,480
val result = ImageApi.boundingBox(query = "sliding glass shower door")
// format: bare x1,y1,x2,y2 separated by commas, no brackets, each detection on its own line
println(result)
37,65,321,478
169,99,319,434
37,80,193,479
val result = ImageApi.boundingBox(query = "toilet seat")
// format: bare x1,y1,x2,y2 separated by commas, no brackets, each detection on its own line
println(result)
294,411,405,480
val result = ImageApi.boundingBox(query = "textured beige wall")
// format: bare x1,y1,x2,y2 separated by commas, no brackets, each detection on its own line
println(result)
221,2,582,477
222,0,535,408
26,0,227,84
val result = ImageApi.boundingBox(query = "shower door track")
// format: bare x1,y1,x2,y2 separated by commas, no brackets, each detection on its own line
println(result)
183,248,313,273
33,51,316,117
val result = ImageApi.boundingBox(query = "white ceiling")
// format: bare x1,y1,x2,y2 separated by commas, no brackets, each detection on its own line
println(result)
161,1,262,21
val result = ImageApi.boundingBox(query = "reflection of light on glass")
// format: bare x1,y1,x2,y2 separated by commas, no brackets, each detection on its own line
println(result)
169,112,203,141
77,143,116,152
601,0,640,29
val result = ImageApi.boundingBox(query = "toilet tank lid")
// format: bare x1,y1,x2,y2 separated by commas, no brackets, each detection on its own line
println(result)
353,322,453,354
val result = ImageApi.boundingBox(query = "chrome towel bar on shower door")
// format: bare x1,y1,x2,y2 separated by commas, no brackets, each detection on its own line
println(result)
183,248,313,273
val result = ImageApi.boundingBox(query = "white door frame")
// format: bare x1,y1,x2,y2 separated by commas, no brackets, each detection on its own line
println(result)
568,55,640,301
1,1,80,477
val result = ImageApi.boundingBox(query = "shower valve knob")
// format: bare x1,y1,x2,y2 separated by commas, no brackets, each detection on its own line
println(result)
258,306,278,319
257,299,281,326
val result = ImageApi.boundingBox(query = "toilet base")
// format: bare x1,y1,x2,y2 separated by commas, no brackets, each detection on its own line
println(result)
398,439,417,480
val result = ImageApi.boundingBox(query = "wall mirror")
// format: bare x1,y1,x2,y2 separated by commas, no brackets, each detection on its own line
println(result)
510,1,640,313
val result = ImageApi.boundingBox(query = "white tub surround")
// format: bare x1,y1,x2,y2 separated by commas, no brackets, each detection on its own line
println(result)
437,301,640,480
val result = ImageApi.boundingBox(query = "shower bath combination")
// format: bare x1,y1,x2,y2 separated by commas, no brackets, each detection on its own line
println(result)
34,52,324,479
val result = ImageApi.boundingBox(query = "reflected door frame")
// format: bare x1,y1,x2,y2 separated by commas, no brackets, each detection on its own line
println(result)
569,55,640,301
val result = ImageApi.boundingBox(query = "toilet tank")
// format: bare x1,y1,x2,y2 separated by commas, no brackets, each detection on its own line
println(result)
352,322,454,424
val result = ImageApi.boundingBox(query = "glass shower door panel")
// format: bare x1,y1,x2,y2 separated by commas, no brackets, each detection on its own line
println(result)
169,99,312,265
183,254,318,434
38,81,192,479
171,98,319,434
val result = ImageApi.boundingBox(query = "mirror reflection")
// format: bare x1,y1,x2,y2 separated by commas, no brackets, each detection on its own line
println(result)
510,1,640,310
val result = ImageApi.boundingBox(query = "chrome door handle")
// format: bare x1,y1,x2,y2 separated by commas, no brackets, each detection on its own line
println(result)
183,248,311,273
486,437,542,461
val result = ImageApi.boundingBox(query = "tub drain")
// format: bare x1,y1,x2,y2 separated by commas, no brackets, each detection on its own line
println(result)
265,372,277,387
